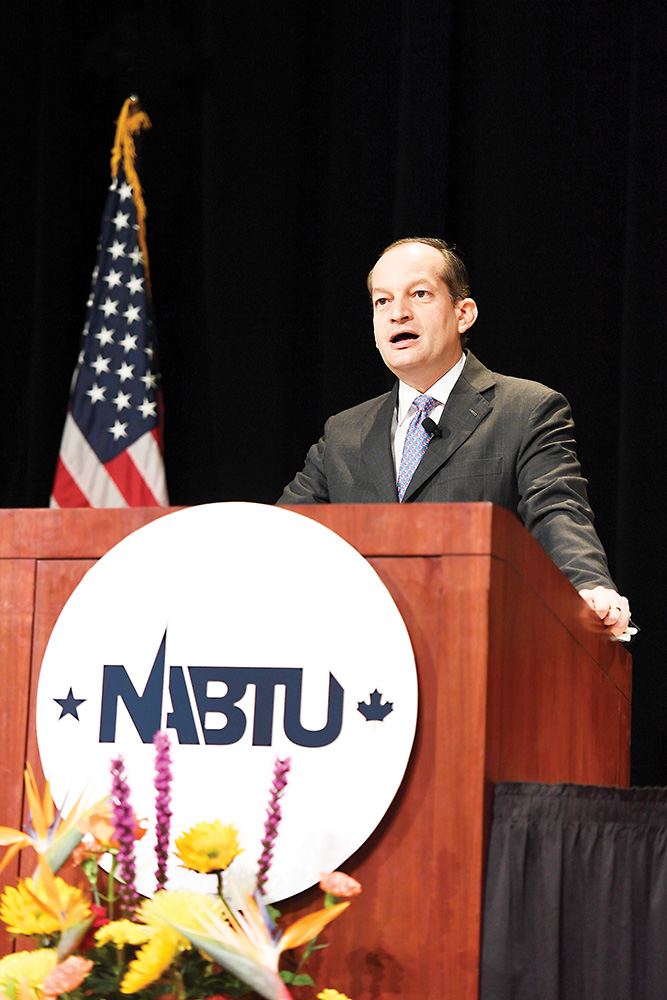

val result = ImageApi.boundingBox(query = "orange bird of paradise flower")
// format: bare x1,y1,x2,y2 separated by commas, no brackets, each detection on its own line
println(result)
0,764,93,878
168,875,350,1000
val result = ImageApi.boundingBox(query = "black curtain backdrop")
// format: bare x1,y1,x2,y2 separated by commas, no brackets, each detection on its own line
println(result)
2,1,666,784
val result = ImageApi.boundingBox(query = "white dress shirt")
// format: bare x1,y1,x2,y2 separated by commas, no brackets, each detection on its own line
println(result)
391,353,467,479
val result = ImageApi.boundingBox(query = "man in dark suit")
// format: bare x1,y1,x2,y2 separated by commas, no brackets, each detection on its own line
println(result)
279,237,631,637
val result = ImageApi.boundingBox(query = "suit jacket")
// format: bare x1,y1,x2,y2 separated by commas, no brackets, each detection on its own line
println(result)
278,352,615,591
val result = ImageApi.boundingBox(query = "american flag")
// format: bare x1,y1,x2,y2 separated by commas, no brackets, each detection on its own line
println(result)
50,150,168,507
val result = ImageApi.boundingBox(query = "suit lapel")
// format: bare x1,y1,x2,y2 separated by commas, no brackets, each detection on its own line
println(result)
402,352,496,502
360,384,400,502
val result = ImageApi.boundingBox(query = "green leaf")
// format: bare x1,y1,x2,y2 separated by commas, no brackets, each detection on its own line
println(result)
57,913,95,961
280,971,315,986
43,827,83,874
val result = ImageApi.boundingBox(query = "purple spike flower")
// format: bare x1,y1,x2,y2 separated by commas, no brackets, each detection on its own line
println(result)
256,757,291,895
153,729,172,890
110,756,140,917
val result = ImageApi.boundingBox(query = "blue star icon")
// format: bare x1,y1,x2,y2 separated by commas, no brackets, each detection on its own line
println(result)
54,688,86,720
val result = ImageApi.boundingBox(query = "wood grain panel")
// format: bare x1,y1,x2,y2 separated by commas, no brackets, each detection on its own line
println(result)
0,561,35,956
0,508,177,559
9,561,96,955
485,557,631,787
23,560,96,793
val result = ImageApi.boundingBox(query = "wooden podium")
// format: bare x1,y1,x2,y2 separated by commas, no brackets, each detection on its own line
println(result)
0,503,631,999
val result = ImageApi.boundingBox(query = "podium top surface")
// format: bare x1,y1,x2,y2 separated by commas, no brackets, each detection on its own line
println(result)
0,501,532,559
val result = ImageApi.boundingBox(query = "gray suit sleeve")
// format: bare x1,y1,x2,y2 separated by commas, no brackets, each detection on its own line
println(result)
277,429,330,504
515,389,615,591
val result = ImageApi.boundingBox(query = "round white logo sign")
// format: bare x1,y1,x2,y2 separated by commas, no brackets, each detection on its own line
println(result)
37,502,418,901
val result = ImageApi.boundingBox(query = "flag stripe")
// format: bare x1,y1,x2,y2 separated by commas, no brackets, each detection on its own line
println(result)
105,448,161,506
55,413,128,508
50,457,92,509
127,430,169,505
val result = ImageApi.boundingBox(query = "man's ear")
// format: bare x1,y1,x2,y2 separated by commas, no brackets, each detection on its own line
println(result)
457,298,478,333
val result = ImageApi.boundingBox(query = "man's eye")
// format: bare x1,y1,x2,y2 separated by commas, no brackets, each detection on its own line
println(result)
414,290,428,298
375,297,387,307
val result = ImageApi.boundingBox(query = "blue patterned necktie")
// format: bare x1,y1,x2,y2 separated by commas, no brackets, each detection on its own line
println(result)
396,394,439,501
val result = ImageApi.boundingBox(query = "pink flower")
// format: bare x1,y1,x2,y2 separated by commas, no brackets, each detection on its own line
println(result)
319,871,362,898
110,756,140,916
153,730,173,890
42,956,93,998
256,757,291,894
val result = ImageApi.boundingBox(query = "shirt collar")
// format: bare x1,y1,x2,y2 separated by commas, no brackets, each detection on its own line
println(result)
396,352,467,426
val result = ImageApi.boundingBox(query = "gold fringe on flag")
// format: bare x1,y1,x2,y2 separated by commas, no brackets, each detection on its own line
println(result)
110,96,153,296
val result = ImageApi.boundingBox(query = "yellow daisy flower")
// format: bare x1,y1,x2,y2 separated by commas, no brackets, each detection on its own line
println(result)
174,821,242,873
0,877,87,936
138,890,224,939
0,949,57,993
117,892,225,994
95,919,155,947
120,931,180,994
317,991,353,1000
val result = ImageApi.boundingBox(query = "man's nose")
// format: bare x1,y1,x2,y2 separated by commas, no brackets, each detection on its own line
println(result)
390,296,412,322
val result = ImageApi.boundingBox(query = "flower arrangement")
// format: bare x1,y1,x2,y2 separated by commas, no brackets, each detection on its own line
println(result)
0,734,359,1000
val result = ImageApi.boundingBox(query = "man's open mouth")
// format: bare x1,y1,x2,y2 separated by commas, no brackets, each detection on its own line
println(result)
390,331,418,344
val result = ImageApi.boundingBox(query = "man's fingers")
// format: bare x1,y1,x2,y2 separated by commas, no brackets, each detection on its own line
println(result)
578,587,631,636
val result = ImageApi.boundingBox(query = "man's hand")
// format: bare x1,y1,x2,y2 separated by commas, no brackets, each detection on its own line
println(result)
578,586,631,637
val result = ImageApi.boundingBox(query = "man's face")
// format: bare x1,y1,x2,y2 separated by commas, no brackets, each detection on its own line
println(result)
370,242,477,391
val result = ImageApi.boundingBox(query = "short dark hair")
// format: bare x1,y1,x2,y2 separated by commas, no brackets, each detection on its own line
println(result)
367,237,471,302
